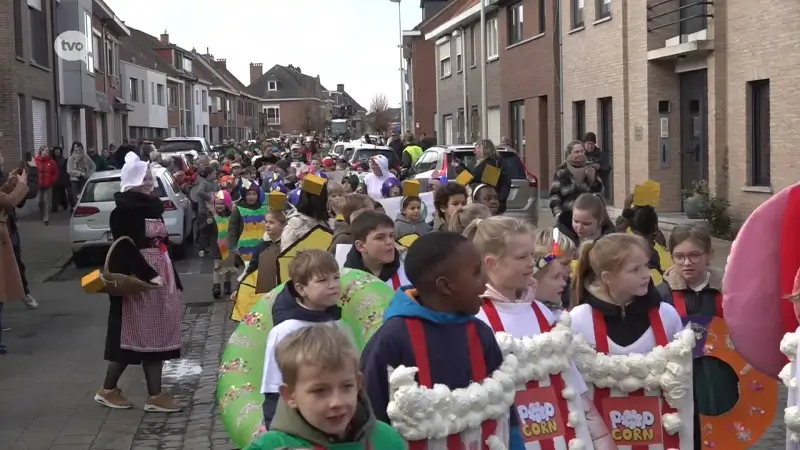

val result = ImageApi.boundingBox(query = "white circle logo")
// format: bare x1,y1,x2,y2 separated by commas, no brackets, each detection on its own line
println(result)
54,30,89,62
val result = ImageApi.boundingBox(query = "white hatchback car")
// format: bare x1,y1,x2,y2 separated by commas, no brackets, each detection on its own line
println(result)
69,165,194,267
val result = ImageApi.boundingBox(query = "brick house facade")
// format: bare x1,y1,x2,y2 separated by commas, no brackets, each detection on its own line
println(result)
561,0,794,218
2,0,58,166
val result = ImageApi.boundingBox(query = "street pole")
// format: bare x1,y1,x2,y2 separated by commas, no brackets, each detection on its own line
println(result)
479,0,488,139
393,0,406,135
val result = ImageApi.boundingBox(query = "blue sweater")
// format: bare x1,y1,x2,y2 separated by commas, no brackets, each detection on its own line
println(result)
359,289,524,450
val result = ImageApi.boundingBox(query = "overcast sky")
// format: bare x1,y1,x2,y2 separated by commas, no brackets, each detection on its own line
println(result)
106,0,422,109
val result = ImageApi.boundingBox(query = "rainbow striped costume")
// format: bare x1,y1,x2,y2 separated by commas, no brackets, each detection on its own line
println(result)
235,205,268,261
215,215,231,261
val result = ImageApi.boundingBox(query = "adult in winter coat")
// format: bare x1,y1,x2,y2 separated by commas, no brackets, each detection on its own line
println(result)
51,146,74,212
66,141,96,198
454,139,512,214
0,167,30,332
549,140,603,218
36,146,59,224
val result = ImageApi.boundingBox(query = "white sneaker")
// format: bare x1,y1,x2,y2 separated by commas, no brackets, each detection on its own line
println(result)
23,295,39,310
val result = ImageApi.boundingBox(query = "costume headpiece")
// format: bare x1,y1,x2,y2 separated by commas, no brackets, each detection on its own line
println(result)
120,152,149,192
533,228,563,275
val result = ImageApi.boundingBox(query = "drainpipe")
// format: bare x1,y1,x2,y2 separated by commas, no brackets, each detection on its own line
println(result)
434,41,441,138
102,21,109,148
459,27,468,143
556,0,565,161
50,1,61,147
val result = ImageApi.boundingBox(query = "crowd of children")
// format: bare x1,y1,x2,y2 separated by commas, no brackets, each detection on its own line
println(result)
201,145,743,450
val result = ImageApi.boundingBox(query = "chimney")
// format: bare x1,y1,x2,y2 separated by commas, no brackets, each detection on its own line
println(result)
160,29,169,44
249,63,263,85
337,84,344,93
214,58,227,70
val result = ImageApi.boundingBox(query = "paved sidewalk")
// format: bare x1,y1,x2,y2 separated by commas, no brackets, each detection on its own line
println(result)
16,211,74,283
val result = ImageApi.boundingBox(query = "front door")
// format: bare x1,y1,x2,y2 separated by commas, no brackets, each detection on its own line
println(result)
679,69,708,201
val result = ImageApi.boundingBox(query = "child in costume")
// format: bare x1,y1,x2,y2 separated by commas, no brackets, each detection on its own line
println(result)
360,231,525,450
466,217,614,449
431,182,468,231
209,190,237,298
259,250,343,427
247,325,406,450
342,211,410,290
381,177,402,199
280,174,331,252
228,179,267,265
531,228,576,314
570,233,695,449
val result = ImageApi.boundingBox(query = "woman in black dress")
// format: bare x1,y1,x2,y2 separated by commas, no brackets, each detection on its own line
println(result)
94,152,183,412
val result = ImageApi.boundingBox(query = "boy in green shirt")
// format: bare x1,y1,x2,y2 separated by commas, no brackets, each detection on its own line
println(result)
246,324,406,450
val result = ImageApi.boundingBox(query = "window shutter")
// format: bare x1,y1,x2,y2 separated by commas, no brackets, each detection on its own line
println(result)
32,99,47,150
439,41,451,60
28,0,42,10
456,36,463,56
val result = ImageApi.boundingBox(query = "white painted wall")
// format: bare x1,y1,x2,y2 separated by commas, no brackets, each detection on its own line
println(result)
121,61,168,130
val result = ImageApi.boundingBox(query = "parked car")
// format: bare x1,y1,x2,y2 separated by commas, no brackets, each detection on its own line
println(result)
160,137,212,155
330,140,355,159
344,145,401,172
408,145,539,224
69,166,195,268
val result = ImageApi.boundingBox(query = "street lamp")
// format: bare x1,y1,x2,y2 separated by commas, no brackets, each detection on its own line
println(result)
479,0,488,138
390,0,405,134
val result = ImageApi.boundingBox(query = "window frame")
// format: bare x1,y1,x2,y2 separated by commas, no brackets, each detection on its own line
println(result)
469,25,477,67
28,0,49,67
439,40,452,78
747,79,771,187
265,106,281,125
508,2,524,46
538,0,546,33
268,81,277,91
573,100,586,140
486,16,499,60
455,34,463,72
129,78,139,102
14,0,24,57
92,33,102,72
572,0,584,28
596,0,611,19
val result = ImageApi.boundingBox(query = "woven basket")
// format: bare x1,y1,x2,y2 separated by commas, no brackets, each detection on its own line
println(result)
96,237,159,295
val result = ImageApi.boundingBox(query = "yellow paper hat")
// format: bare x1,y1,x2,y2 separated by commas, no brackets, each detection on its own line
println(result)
301,173,326,196
455,170,474,186
268,191,287,210
402,180,421,198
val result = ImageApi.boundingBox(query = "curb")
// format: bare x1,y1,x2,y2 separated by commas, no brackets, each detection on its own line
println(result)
38,253,74,283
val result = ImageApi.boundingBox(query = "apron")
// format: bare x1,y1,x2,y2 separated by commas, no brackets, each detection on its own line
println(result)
236,205,268,261
215,214,231,261
120,219,182,352
404,318,503,450
591,308,681,450
482,301,576,450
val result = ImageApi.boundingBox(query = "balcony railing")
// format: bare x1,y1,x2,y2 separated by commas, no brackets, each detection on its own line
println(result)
647,0,712,36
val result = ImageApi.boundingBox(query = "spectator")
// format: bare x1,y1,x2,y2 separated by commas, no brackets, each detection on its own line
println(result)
583,132,612,199
548,140,603,219
35,147,59,225
67,141,95,197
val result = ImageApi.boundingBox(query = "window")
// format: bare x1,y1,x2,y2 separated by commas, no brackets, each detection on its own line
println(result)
84,12,94,73
14,0,23,57
538,0,546,33
572,0,584,28
202,91,208,110
470,106,480,141
487,17,499,60
443,115,454,145
214,96,222,112
92,34,101,72
264,106,280,125
457,109,465,144
268,81,277,91
455,35,463,72
226,100,231,115
439,40,451,78
747,79,770,187
508,3,524,45
140,80,145,103
195,90,199,105
129,78,139,102
168,86,177,107
174,52,183,71
597,0,611,19
105,39,118,75
157,84,165,106
510,100,525,154
28,0,48,67
183,58,192,72
151,82,155,104
469,25,477,67
573,101,586,140
598,97,613,201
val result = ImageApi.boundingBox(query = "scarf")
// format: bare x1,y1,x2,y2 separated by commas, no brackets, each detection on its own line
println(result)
566,160,587,185
482,283,537,304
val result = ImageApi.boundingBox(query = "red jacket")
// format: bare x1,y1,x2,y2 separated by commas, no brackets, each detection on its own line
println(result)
36,155,59,188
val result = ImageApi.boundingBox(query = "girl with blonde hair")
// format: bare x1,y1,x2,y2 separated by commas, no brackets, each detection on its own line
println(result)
531,228,576,313
464,216,614,450
569,233,694,449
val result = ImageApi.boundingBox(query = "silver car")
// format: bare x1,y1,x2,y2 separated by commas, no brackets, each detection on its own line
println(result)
409,145,539,225
69,165,194,267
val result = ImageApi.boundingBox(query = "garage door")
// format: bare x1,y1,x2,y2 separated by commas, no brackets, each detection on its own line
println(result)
32,99,48,150
487,107,500,144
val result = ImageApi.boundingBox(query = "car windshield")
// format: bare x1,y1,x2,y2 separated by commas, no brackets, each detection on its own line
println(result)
160,140,204,153
449,150,527,179
353,149,399,166
81,177,167,202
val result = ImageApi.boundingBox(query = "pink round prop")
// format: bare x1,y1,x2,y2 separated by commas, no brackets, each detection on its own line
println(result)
723,183,800,378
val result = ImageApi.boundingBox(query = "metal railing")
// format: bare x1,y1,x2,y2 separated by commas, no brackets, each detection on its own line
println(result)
647,0,712,34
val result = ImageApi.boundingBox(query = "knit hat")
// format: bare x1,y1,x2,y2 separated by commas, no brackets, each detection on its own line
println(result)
120,152,149,192
583,132,597,143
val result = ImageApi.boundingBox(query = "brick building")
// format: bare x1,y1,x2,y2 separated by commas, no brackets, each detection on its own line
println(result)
561,0,794,217
2,0,58,166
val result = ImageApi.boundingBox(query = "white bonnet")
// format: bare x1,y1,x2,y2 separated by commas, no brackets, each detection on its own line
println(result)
120,151,149,192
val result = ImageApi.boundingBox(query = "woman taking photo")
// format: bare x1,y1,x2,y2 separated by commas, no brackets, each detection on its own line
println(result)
94,152,182,413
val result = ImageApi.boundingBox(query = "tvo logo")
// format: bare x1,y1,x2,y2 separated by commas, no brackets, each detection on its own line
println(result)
54,30,90,62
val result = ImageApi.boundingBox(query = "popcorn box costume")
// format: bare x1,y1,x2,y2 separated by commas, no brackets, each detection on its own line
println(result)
570,302,695,450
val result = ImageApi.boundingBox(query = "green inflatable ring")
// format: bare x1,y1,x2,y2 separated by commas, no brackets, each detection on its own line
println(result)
217,268,396,449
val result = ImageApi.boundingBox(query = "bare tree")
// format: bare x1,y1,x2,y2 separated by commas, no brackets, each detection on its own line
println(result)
368,94,391,135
